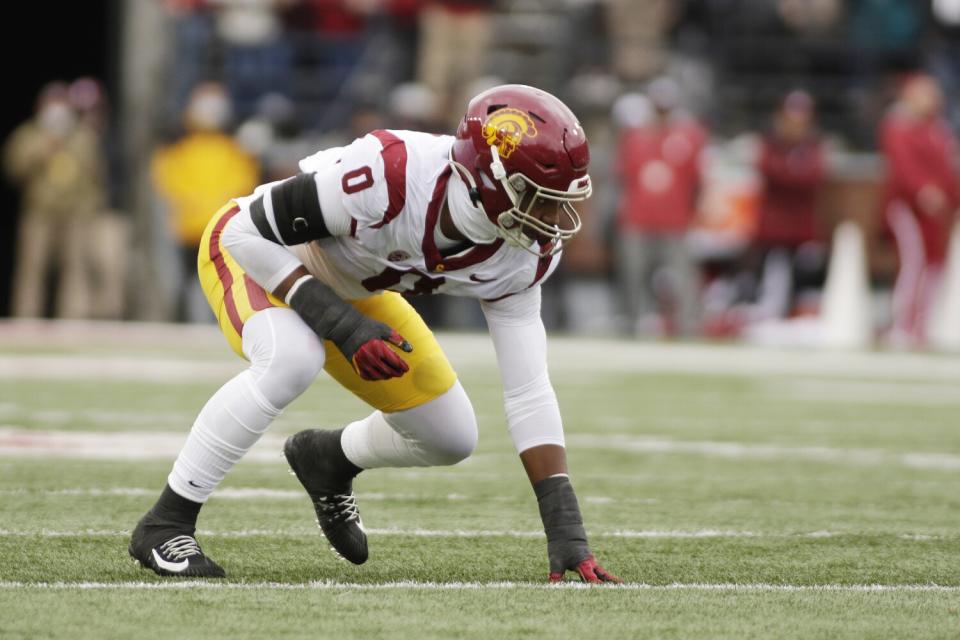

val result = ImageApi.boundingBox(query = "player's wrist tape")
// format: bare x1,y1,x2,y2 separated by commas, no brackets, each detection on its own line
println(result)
534,475,590,568
287,276,389,360
284,275,314,304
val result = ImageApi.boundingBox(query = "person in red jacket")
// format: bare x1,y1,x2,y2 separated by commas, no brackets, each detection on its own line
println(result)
614,77,707,336
751,90,826,320
880,73,960,347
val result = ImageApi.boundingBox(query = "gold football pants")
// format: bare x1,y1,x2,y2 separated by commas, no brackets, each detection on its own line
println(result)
197,202,457,413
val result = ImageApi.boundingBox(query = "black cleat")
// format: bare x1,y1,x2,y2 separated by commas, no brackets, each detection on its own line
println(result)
128,512,226,578
284,428,368,565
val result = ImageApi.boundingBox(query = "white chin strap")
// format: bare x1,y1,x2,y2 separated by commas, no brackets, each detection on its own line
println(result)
489,144,509,181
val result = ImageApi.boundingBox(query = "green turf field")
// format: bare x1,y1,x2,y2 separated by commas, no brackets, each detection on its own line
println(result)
1,321,959,639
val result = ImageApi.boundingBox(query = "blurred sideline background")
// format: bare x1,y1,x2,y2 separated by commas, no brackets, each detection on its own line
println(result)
4,0,960,353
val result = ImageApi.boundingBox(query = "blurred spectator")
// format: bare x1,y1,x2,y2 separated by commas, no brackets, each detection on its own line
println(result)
383,0,429,84
388,82,442,132
3,82,106,319
68,77,129,320
236,92,309,180
849,0,923,72
605,0,679,83
162,0,217,126
544,73,624,334
417,0,494,128
776,0,843,35
310,98,386,152
284,0,379,131
613,77,708,337
211,0,295,121
611,91,654,131
750,90,827,320
151,83,260,321
927,0,960,133
879,73,960,348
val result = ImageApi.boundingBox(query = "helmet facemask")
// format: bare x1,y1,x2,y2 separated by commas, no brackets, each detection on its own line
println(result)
449,85,593,257
461,144,590,256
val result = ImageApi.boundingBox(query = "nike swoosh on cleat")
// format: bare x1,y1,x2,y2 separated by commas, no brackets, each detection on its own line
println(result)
152,548,190,573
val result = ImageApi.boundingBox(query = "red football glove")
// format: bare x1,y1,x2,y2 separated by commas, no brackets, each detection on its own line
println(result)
352,329,413,381
549,555,621,584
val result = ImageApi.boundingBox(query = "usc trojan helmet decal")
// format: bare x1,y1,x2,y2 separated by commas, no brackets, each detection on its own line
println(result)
482,108,538,159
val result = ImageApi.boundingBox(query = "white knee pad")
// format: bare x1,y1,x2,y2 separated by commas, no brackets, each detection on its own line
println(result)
386,381,478,465
243,307,326,408
341,380,478,469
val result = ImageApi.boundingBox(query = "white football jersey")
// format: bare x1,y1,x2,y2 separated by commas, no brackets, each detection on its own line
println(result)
223,128,568,455
287,130,561,301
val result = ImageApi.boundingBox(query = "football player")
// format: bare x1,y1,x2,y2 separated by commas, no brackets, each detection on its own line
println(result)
129,84,620,584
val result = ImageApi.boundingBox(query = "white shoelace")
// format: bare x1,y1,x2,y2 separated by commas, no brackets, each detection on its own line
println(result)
317,494,360,522
160,535,202,560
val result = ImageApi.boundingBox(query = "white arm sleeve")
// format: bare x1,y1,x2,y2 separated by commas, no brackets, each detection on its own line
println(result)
480,287,565,453
220,209,303,293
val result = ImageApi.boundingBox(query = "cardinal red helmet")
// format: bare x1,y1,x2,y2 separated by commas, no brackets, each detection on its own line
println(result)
450,84,591,255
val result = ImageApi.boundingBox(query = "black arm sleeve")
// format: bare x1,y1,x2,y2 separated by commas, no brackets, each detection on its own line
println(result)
534,476,590,571
250,172,330,246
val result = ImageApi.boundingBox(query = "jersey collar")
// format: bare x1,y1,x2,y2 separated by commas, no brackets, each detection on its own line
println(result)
423,167,504,273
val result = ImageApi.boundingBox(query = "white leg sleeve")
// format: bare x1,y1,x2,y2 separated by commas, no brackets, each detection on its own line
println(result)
481,288,566,454
340,380,477,469
887,201,927,336
168,308,325,502
757,248,793,319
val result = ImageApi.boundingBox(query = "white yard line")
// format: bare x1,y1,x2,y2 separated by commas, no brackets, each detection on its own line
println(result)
0,428,288,462
760,379,960,406
0,486,646,505
0,319,226,349
0,407,197,427
568,434,960,471
541,338,960,381
0,487,470,502
3,322,960,382
0,580,956,592
0,528,946,540
0,354,245,383
4,429,958,472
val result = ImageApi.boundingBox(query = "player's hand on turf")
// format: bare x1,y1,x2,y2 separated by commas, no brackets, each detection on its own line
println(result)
535,476,620,584
349,325,414,381
549,554,621,584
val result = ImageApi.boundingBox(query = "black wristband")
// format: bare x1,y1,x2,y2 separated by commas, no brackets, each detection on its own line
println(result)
288,278,390,361
534,475,590,571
